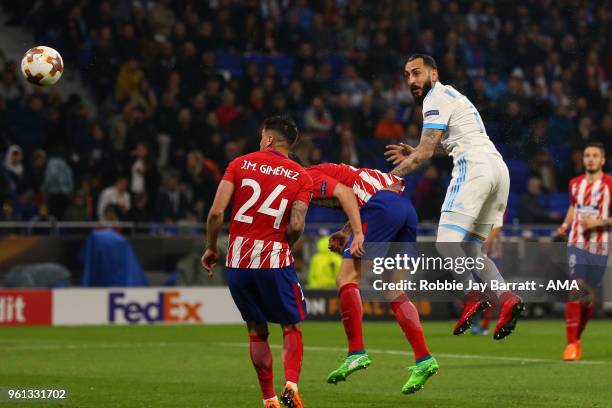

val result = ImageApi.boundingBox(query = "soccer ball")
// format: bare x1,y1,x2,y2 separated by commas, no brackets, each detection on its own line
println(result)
20,46,64,86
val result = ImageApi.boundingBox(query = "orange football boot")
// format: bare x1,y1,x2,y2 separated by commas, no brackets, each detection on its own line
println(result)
280,383,304,408
563,342,581,361
264,398,281,408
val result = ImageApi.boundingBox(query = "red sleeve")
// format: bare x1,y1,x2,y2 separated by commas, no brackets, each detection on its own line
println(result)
307,169,339,199
222,159,238,184
569,180,576,206
295,171,313,205
607,177,612,212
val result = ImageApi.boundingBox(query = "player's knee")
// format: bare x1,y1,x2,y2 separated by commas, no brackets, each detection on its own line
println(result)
462,240,484,258
435,239,464,259
336,263,360,287
247,324,269,341
568,287,593,304
337,272,359,287
567,290,582,302
282,323,302,336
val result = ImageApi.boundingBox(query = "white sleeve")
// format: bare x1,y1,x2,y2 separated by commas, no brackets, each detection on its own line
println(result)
422,93,453,131
97,189,110,221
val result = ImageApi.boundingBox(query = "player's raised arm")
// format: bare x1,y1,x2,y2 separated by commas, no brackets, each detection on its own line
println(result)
332,183,365,257
202,180,234,275
286,200,309,247
389,128,443,177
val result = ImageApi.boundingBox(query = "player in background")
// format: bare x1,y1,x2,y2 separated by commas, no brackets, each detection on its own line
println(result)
307,163,438,395
386,54,524,340
556,142,612,361
202,116,313,408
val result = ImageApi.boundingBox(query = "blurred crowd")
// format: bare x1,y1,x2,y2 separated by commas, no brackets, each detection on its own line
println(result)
0,0,610,226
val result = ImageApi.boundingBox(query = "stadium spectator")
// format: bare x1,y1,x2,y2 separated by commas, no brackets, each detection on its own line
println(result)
215,91,241,130
336,127,359,166
115,58,145,102
414,165,445,222
308,235,342,288
518,177,560,224
154,172,190,223
63,191,91,222
148,0,175,38
352,94,378,139
337,65,371,105
97,176,131,222
375,107,403,140
42,151,74,220
127,192,150,223
304,97,333,135
130,142,159,204
80,124,112,177
1,200,16,222
28,202,57,235
3,145,24,193
595,113,612,155
529,149,558,193
183,150,221,216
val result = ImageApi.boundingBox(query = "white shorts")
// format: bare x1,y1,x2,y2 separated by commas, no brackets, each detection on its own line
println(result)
441,153,509,227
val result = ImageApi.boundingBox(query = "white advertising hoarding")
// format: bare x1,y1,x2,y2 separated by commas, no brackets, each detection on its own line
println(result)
52,287,242,325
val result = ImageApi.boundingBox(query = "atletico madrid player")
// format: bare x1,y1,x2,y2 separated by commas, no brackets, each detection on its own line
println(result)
202,116,313,408
557,142,612,361
307,163,438,395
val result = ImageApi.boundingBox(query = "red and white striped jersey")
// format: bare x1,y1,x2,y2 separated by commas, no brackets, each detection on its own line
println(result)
568,174,612,255
222,149,313,269
307,163,404,207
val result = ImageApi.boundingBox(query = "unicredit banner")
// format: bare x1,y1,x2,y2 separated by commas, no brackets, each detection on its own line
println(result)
0,288,243,326
0,289,52,326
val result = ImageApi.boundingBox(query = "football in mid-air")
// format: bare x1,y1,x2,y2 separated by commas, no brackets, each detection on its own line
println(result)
20,45,64,86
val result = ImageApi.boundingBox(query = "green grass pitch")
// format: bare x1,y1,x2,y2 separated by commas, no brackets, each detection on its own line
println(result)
1,321,611,407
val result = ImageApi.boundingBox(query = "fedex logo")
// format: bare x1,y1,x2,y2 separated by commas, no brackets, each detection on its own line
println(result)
109,291,203,324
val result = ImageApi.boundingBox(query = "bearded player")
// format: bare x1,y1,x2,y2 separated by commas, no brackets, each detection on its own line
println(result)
307,163,438,395
386,54,523,340
557,142,612,361
202,116,312,408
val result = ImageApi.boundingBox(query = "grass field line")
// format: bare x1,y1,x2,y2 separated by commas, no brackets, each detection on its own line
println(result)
0,342,176,351
216,342,610,366
0,341,608,366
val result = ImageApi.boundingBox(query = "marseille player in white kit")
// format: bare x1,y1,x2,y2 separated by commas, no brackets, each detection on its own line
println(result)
386,54,523,340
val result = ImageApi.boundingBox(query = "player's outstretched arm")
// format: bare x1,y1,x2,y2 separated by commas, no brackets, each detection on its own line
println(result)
287,200,309,247
389,128,443,177
385,142,446,165
332,183,364,257
202,180,234,275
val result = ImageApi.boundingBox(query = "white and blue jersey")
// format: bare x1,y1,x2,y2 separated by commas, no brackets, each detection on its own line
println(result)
423,81,510,227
